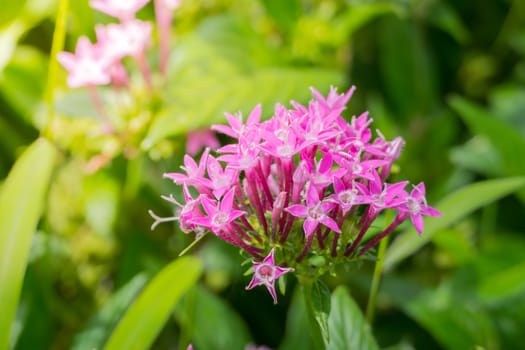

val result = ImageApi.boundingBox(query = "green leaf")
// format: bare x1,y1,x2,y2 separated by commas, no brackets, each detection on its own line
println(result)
260,0,301,34
142,14,343,149
104,256,202,350
173,285,252,350
279,287,316,350
71,274,148,350
310,279,331,345
326,287,379,350
403,280,499,350
478,260,525,303
378,16,438,119
0,138,56,350
144,67,343,149
449,95,525,201
384,177,525,271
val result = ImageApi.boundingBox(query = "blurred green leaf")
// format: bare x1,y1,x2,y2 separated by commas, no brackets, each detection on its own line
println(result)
489,85,525,136
174,285,252,350
71,274,148,350
378,16,438,119
143,14,343,149
84,171,119,237
403,280,499,350
340,2,403,41
0,21,26,73
384,177,525,271
280,287,316,350
450,95,525,201
0,1,28,25
478,260,525,303
326,286,379,350
427,1,469,43
450,135,503,177
104,256,202,350
0,138,56,350
0,46,48,124
260,0,301,34
145,67,343,149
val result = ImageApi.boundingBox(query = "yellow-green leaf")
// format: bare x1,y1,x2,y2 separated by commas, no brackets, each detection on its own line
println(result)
0,138,56,350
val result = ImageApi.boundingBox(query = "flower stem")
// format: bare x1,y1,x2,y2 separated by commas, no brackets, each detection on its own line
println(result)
43,0,69,138
365,214,391,325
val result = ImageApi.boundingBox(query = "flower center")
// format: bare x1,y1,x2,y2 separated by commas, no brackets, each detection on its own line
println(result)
211,212,228,227
307,204,325,220
256,264,275,281
407,197,421,214
338,189,357,205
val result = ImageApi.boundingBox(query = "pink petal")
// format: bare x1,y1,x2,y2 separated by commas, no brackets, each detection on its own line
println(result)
285,205,307,218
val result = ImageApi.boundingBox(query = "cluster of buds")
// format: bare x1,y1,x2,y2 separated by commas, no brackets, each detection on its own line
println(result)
151,86,441,303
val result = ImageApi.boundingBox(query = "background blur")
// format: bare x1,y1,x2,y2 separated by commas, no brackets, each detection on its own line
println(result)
1,0,525,349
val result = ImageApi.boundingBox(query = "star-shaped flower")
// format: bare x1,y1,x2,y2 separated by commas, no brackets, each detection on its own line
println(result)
246,249,293,304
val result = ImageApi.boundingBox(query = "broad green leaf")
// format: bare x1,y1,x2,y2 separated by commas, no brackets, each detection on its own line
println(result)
173,285,252,350
104,256,202,350
326,287,379,350
384,177,525,271
71,274,148,350
0,138,56,350
279,287,316,350
449,95,525,201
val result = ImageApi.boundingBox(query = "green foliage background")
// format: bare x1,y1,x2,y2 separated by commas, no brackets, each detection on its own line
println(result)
1,0,525,349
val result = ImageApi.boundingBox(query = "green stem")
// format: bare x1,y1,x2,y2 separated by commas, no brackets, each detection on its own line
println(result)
365,233,389,325
43,0,69,138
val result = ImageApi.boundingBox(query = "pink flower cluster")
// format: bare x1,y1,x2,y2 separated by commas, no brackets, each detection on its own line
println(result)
58,0,181,88
151,86,441,303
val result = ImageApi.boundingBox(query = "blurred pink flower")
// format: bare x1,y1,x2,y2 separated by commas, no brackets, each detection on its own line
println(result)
57,36,111,88
96,20,152,61
90,0,150,21
186,129,220,156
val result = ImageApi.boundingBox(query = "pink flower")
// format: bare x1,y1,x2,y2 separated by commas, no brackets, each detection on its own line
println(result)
57,36,111,88
90,0,150,21
286,185,341,238
96,20,152,61
246,249,293,304
397,183,442,234
186,129,220,156
190,189,245,234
